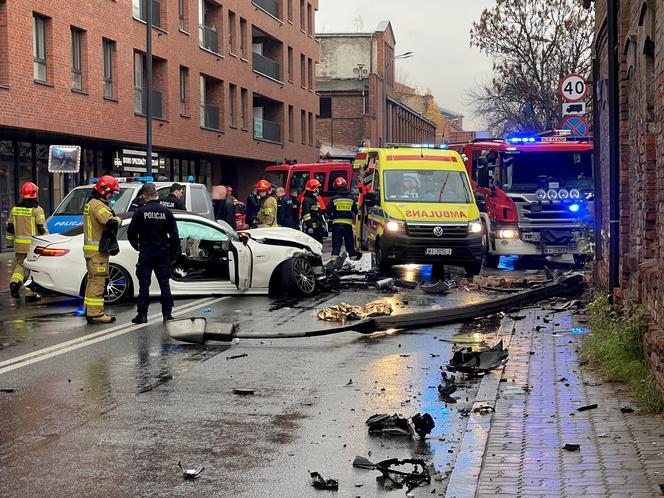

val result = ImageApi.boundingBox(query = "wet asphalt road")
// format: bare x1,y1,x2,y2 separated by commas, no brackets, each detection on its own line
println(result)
0,255,571,497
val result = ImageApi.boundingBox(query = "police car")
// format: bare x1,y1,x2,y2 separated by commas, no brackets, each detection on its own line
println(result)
47,177,214,233
24,212,324,303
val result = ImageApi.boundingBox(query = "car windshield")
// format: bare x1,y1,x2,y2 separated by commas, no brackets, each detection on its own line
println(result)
264,170,288,190
383,170,472,203
499,150,593,192
54,187,135,215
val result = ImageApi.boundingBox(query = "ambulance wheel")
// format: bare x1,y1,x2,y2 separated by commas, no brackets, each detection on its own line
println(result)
375,239,391,272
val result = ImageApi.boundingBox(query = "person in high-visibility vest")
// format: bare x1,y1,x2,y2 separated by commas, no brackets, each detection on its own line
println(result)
254,180,278,227
83,175,121,324
5,182,47,302
326,177,359,261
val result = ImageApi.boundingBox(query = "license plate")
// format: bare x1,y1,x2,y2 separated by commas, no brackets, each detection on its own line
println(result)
426,248,452,256
544,247,568,255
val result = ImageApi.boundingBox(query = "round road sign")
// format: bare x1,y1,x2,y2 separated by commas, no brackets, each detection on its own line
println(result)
560,115,590,137
559,74,588,102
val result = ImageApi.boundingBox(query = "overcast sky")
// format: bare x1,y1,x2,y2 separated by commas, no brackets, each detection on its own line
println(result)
316,0,495,131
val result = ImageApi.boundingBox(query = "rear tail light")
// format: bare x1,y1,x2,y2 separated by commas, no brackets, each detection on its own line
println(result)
34,246,70,257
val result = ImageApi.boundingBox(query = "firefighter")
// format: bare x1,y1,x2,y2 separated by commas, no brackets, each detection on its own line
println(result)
83,175,122,325
6,182,47,302
254,180,278,227
301,179,325,242
327,177,359,261
127,183,180,324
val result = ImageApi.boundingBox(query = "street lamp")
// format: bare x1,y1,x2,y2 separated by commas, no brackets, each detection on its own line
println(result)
383,51,413,146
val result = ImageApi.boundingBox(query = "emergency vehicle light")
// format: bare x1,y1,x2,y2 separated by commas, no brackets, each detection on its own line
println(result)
89,176,154,184
507,137,538,143
569,203,581,213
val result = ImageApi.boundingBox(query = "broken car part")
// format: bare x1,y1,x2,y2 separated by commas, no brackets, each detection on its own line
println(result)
446,340,509,374
563,444,581,452
352,456,431,491
317,301,393,322
310,472,339,491
178,461,205,480
365,412,435,439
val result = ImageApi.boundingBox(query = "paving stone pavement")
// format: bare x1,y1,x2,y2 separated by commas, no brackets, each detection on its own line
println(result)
471,306,664,498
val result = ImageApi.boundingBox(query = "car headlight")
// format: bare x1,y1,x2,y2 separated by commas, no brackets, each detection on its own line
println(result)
536,189,547,200
558,189,569,200
468,221,482,234
497,228,518,239
547,189,558,200
386,221,401,232
570,189,581,199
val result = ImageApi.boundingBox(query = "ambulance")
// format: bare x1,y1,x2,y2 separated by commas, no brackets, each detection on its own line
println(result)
353,145,484,275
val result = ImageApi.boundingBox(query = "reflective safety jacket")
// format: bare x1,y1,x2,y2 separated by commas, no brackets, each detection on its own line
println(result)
5,199,47,253
326,189,358,225
83,195,121,258
256,195,278,227
301,191,324,232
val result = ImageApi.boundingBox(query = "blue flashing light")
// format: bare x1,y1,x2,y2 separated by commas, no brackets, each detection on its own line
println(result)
568,203,581,213
135,176,154,183
507,136,538,144
188,175,195,183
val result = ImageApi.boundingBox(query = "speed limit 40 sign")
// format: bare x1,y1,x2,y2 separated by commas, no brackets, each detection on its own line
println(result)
559,74,588,102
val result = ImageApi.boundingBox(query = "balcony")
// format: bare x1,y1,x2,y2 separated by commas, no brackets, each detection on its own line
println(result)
252,0,280,19
199,25,219,53
253,51,280,81
134,89,163,118
201,104,220,130
253,117,281,143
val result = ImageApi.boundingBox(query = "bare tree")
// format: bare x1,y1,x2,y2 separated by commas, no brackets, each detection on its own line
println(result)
468,0,594,135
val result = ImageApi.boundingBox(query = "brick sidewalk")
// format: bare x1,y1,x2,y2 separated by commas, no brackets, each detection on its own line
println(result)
448,305,664,498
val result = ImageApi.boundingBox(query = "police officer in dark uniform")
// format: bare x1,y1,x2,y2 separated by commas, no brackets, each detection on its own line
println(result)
160,183,185,210
127,184,180,324
129,183,149,212
327,177,359,261
276,187,296,228
290,188,301,229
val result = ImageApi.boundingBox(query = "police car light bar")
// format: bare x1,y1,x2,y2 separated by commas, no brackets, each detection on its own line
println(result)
89,176,154,184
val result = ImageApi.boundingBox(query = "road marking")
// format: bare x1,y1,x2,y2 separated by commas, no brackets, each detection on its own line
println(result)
0,296,231,376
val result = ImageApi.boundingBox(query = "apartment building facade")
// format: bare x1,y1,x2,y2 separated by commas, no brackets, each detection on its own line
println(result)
0,0,319,229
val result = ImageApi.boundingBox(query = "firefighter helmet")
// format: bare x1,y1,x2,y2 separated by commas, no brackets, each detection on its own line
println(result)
256,179,272,193
333,177,348,190
95,175,120,195
20,182,39,199
305,179,322,192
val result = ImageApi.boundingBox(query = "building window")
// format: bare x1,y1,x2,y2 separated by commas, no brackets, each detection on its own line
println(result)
200,74,221,130
307,58,313,90
228,11,237,54
229,83,237,127
102,38,116,99
287,0,293,21
240,18,247,59
178,0,187,30
288,47,293,82
307,3,313,35
70,28,84,91
300,53,305,88
33,14,48,82
133,0,162,28
134,52,145,114
301,110,306,144
179,66,189,115
308,112,313,145
199,0,221,54
241,88,248,129
288,105,294,140
319,97,331,118
299,0,305,30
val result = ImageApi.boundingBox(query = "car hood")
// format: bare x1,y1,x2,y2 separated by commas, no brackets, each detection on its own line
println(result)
247,227,323,255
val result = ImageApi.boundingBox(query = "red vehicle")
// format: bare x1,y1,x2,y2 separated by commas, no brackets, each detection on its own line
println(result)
450,134,594,266
264,162,353,206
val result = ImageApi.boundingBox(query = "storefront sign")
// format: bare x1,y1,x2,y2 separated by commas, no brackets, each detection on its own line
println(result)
48,145,81,173
119,149,164,173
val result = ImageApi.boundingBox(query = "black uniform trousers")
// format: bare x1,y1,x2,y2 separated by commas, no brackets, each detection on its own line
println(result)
331,223,357,257
136,246,173,314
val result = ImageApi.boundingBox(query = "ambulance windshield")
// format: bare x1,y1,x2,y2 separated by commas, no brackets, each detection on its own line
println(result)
383,170,472,203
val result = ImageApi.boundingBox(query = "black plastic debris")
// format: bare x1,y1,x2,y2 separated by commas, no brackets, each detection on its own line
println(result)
178,461,205,480
0,388,16,393
620,406,634,413
446,340,508,374
509,314,527,320
438,372,458,399
562,444,580,451
577,404,598,412
232,389,255,395
365,412,435,439
310,472,339,491
352,456,431,491
226,353,248,360
394,279,418,289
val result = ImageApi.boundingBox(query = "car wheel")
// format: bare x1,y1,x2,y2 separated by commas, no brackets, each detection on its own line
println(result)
82,264,132,305
282,257,317,296
375,238,391,272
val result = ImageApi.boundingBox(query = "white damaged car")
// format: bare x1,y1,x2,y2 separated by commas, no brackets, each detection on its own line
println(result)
24,212,324,303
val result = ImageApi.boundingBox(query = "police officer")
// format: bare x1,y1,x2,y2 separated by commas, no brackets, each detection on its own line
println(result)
290,188,301,229
254,180,278,227
5,182,47,302
127,183,180,324
276,187,295,228
301,179,325,242
327,177,359,261
129,183,149,212
83,176,122,324
160,183,185,210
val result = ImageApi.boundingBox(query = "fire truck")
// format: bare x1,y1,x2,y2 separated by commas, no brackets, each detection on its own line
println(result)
449,134,594,267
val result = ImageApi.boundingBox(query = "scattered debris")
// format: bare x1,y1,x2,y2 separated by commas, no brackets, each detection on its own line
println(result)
178,461,205,480
577,404,598,412
375,278,395,290
393,279,418,289
201,307,212,313
365,412,435,439
317,301,393,322
352,456,430,491
472,404,495,415
620,406,634,413
232,389,255,396
0,388,16,393
563,444,580,452
346,379,353,386
438,372,458,399
509,314,527,320
226,353,248,360
310,472,339,491
446,340,508,374
421,280,453,295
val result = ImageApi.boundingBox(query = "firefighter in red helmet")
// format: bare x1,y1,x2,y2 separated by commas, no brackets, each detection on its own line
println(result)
5,182,47,302
83,175,122,324
301,179,325,242
254,179,278,227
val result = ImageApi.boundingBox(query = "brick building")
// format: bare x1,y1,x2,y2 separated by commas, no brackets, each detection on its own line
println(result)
593,0,664,390
0,0,319,232
315,21,435,160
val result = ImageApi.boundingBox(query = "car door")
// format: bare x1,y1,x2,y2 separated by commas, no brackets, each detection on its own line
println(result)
231,238,252,290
